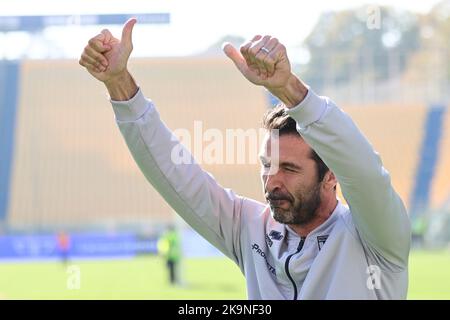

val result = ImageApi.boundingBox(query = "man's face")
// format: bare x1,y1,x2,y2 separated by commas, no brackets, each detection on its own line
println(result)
260,133,322,225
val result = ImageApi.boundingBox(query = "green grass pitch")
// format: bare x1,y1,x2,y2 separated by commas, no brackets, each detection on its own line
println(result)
0,250,449,299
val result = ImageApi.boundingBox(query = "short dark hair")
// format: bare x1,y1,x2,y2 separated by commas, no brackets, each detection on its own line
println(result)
262,105,330,183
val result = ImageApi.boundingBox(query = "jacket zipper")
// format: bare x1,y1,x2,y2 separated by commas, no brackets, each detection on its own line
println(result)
284,237,305,300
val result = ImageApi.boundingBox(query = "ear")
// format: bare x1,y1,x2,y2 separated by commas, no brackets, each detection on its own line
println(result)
322,171,337,191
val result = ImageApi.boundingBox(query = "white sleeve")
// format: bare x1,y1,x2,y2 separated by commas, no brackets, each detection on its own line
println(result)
286,88,411,267
110,88,246,265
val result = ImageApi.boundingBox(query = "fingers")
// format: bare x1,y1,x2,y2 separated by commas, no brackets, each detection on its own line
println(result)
79,55,103,73
240,35,263,75
85,46,108,67
241,35,285,79
101,29,113,44
240,35,262,63
222,42,246,73
257,37,279,77
88,33,111,53
79,53,101,74
79,52,97,68
248,35,271,79
79,31,113,72
80,20,136,76
121,18,137,49
79,45,108,72
85,64,100,76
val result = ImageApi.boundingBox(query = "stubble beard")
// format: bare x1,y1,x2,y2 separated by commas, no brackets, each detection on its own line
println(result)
269,182,322,226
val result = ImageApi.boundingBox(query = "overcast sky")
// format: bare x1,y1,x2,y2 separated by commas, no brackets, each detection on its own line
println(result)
0,0,444,59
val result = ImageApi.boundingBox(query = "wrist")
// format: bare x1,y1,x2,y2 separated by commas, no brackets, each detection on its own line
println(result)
267,74,308,108
104,70,138,101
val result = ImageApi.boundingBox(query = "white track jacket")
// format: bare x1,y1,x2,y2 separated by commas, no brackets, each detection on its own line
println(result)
110,87,411,300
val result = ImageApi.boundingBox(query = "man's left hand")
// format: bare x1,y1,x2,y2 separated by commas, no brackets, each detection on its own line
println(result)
223,35,292,90
223,35,307,108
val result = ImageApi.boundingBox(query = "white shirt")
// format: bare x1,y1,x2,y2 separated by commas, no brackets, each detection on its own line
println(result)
110,87,411,299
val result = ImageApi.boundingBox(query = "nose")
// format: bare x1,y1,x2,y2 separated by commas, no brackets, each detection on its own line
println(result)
263,170,283,194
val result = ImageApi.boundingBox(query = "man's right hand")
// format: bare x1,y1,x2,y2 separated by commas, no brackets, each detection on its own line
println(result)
79,18,139,100
79,18,136,84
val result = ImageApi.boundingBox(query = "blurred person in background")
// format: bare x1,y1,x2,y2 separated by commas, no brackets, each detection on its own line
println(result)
158,225,182,285
411,216,427,248
56,230,71,265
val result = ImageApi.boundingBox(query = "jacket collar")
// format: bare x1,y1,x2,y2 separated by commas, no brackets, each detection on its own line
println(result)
285,199,344,240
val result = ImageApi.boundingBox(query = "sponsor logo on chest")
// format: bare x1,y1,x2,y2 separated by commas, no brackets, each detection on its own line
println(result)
265,230,284,248
317,235,329,250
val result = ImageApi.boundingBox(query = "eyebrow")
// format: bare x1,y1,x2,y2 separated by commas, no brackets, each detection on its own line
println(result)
279,161,303,171
259,156,303,171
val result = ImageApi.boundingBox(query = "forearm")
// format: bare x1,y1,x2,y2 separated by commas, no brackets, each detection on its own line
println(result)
267,74,309,108
110,91,244,264
104,70,139,101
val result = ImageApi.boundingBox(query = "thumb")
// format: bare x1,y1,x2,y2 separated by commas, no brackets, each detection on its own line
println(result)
121,18,137,48
222,42,247,73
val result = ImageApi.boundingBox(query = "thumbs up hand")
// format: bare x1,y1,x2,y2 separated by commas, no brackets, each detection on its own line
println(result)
79,18,136,83
223,35,308,108
222,35,292,90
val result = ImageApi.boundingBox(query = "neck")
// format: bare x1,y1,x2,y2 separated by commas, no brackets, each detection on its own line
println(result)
288,196,338,238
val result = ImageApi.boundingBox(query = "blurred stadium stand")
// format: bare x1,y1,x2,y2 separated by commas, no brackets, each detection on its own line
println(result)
430,107,450,209
2,58,267,233
1,57,449,235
